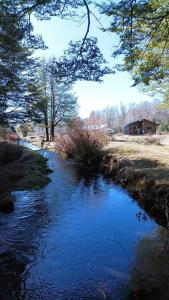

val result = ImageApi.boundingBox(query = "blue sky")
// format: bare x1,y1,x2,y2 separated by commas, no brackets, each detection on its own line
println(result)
32,12,151,117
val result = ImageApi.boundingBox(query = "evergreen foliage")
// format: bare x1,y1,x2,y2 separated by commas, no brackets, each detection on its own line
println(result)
101,0,169,85
0,0,111,128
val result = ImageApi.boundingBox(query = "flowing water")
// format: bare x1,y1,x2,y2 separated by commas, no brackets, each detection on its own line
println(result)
0,141,159,299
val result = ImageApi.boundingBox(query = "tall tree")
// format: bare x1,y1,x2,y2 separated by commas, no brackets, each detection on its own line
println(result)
26,60,78,141
0,1,44,125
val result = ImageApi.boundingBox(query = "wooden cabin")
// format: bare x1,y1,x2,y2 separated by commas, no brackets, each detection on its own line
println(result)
123,119,159,135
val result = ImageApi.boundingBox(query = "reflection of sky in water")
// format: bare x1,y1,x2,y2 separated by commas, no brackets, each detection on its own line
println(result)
0,141,157,299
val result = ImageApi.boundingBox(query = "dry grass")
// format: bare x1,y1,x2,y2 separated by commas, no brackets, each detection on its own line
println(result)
107,134,169,167
106,134,169,194
0,127,20,142
56,125,109,167
102,135,169,226
0,144,51,212
138,135,161,145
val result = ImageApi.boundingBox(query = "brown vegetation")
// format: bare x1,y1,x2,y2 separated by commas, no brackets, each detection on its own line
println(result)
56,125,109,168
0,127,20,142
101,153,169,226
139,135,161,145
0,142,51,213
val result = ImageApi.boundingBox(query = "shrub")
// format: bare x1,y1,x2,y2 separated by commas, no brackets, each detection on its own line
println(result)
0,126,20,142
0,142,23,164
143,136,161,146
56,125,109,167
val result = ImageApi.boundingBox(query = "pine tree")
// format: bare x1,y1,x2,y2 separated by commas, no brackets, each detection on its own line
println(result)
101,0,169,85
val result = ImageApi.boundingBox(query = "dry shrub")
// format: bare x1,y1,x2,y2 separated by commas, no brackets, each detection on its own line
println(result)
6,131,20,142
0,142,23,164
0,126,20,142
56,125,109,166
143,136,161,146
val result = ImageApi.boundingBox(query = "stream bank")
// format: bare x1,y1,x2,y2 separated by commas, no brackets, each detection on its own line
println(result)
0,142,51,213
101,152,169,226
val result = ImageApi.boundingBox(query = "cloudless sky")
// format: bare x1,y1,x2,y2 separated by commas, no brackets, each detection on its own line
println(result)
32,11,151,118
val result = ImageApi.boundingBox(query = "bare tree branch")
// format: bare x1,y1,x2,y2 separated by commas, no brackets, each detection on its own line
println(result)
80,0,91,55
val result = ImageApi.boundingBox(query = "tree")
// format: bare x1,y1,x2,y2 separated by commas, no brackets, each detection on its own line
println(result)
0,1,45,125
51,37,112,83
26,35,111,141
19,123,33,137
48,79,78,141
85,98,169,132
101,0,169,85
0,0,93,126
1,0,115,129
26,60,78,141
25,61,50,141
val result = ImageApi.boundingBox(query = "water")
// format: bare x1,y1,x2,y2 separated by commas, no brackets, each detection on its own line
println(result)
0,141,158,299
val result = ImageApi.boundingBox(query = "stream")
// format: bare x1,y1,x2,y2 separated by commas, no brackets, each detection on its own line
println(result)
0,141,160,299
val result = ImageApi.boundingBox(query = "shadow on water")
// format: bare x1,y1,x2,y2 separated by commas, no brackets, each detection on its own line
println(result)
127,227,169,300
0,141,165,299
0,187,51,299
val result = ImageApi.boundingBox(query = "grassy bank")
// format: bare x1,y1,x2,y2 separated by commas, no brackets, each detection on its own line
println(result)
0,142,51,213
103,135,169,226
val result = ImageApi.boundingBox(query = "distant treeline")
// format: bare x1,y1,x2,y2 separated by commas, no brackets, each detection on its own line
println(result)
85,99,169,132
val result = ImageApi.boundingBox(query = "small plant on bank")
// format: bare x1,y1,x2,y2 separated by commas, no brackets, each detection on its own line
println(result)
143,136,161,146
56,124,109,168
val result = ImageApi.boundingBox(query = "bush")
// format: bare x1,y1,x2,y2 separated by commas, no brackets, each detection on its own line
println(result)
56,125,109,167
0,126,20,142
143,136,161,145
0,142,23,164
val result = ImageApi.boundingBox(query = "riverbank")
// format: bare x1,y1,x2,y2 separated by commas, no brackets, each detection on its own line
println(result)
24,136,56,150
103,135,169,225
0,142,51,213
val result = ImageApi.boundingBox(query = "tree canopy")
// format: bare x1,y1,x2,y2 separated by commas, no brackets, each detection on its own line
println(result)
50,37,111,83
101,0,169,85
0,1,45,124
0,0,112,127
26,59,78,141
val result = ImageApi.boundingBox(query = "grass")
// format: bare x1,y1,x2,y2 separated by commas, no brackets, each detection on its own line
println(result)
0,143,51,213
107,134,169,167
103,134,169,226
56,125,109,168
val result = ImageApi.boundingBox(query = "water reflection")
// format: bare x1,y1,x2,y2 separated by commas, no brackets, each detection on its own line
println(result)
0,191,50,299
127,227,169,300
0,142,158,299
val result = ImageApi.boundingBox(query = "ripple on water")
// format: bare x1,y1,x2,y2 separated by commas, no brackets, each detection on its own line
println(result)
0,141,158,300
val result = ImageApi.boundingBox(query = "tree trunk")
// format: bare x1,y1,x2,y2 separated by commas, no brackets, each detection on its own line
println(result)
50,122,55,142
45,123,49,141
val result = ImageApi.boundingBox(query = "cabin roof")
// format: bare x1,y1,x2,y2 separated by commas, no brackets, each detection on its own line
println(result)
124,119,159,127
